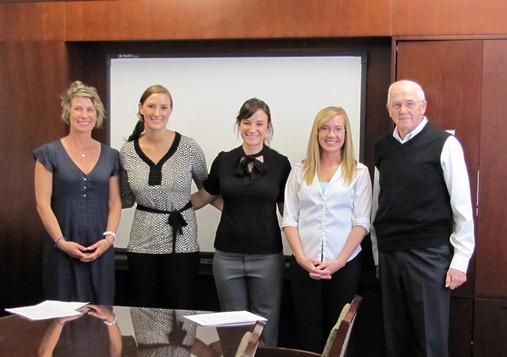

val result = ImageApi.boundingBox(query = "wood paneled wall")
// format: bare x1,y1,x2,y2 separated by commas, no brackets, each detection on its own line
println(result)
0,2,65,41
395,40,483,298
392,0,507,36
63,0,392,40
0,41,68,311
4,0,507,41
477,40,507,298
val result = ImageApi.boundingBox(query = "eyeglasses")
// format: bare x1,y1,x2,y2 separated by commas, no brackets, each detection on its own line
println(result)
318,126,346,134
388,100,423,110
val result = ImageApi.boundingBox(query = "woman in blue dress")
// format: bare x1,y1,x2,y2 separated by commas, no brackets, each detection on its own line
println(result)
33,81,121,305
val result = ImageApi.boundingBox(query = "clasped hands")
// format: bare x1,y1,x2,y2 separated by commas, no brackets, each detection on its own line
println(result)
301,257,346,280
57,238,110,263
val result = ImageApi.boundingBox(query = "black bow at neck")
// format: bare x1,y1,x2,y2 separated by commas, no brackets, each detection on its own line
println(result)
234,147,267,186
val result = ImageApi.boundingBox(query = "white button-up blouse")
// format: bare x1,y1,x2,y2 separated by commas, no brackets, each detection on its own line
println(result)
281,161,372,262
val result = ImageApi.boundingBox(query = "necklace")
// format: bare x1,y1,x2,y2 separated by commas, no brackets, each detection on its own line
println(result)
79,153,86,161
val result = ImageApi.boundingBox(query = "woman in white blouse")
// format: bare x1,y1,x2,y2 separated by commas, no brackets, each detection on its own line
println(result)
281,106,372,353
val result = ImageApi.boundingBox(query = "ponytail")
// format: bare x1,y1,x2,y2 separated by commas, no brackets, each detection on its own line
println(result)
127,119,144,142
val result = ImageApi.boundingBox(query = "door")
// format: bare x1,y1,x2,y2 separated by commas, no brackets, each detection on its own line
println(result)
395,39,483,357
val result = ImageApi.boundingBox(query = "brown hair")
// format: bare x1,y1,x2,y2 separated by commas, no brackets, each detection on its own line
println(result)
235,98,273,143
127,84,173,142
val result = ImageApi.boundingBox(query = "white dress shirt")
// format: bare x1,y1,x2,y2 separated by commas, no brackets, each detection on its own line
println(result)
282,161,372,262
371,118,475,273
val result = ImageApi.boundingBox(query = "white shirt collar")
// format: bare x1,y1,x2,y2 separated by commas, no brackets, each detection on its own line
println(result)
393,117,428,143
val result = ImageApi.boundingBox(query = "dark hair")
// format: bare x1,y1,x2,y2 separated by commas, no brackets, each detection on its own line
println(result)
127,85,173,141
235,98,273,142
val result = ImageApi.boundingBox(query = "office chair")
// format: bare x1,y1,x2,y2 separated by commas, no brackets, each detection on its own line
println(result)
256,295,363,357
236,320,266,357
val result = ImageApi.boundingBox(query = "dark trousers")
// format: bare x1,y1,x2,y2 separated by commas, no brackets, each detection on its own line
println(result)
127,252,200,309
379,245,452,357
289,253,362,353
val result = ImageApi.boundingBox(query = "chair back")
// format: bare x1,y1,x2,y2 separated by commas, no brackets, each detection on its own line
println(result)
323,295,363,357
235,320,266,357
255,295,363,357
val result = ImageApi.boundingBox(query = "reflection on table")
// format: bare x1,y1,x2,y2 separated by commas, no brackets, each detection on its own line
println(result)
0,306,257,357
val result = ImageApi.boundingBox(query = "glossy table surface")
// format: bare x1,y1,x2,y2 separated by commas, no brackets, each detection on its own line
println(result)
0,305,257,357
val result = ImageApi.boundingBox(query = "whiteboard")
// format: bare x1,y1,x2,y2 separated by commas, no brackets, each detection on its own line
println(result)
108,54,366,254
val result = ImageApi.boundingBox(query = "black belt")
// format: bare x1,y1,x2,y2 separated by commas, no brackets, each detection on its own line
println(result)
137,201,193,254
137,344,192,352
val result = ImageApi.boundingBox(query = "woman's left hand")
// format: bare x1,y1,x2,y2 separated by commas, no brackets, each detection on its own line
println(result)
80,238,111,263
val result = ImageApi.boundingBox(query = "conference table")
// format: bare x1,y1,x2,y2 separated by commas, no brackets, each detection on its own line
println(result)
0,305,259,357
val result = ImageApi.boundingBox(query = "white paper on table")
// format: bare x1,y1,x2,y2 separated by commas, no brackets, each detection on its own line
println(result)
5,300,89,320
183,310,267,327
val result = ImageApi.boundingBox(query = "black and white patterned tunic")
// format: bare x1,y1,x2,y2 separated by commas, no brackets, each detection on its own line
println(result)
120,133,207,254
130,307,197,357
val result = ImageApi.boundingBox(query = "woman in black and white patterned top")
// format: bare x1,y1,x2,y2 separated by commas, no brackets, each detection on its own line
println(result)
120,85,207,309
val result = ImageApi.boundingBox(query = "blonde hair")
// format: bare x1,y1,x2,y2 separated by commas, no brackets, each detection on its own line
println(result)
302,106,357,185
60,81,105,128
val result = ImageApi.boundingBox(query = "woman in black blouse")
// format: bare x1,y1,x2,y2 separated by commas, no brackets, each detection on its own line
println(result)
192,98,291,346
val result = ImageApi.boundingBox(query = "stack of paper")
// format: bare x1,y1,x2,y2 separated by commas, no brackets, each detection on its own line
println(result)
184,310,267,327
5,300,88,320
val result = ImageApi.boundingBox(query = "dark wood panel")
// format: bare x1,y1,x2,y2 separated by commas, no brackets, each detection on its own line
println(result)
392,1,507,36
449,297,473,357
476,40,507,298
395,40,483,297
473,298,507,356
64,0,391,41
0,41,68,312
0,2,65,41
4,1,507,43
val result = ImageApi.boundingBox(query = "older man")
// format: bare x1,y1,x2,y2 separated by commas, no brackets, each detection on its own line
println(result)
371,80,475,357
